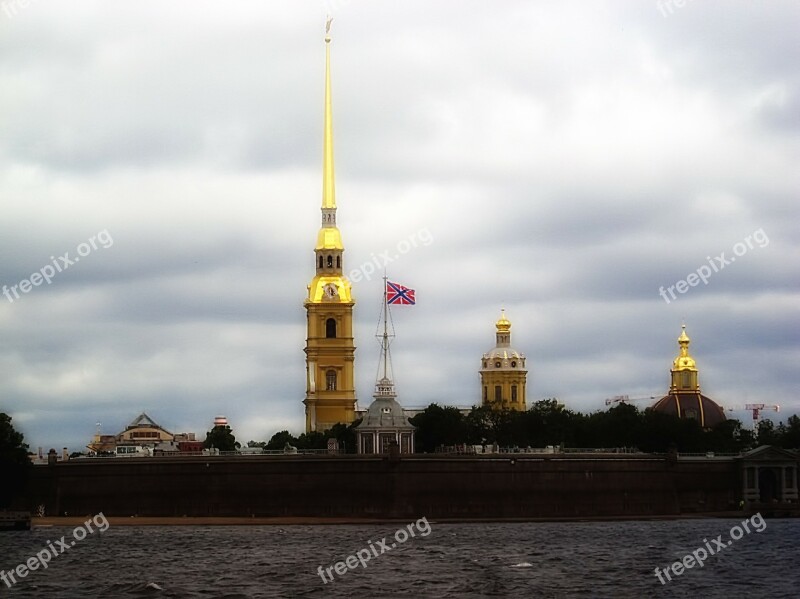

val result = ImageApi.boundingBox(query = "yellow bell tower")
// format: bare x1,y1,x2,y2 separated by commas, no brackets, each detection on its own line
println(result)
303,20,357,433
480,310,528,411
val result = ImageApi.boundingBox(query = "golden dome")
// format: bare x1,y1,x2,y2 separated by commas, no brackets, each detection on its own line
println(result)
672,324,697,371
496,309,511,333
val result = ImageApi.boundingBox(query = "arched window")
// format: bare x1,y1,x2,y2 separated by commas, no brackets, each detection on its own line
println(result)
494,386,502,402
511,385,518,403
318,255,323,269
326,370,337,391
336,256,341,269
327,255,333,268
483,386,488,402
326,318,336,338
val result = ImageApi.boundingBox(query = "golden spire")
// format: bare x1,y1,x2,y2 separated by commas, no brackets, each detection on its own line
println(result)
673,324,697,371
496,309,511,333
322,17,335,210
315,17,343,251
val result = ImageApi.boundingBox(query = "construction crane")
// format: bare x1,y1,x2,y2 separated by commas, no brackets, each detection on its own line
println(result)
605,395,657,406
726,404,780,424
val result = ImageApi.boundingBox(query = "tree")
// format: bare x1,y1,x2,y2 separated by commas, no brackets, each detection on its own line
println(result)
203,424,240,452
0,413,32,509
296,431,327,450
756,419,778,446
410,404,468,452
704,418,754,453
777,415,800,449
247,440,266,448
325,420,361,454
266,430,298,450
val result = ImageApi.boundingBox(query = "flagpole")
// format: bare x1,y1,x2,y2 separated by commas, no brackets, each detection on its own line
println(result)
382,274,389,380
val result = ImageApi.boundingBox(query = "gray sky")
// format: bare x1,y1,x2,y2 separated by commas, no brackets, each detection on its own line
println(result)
1,0,797,452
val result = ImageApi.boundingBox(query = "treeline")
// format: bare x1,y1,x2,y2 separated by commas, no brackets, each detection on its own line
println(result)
256,421,361,453
257,400,800,455
407,400,800,454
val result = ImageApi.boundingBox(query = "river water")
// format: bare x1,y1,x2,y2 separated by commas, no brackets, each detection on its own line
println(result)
0,518,797,598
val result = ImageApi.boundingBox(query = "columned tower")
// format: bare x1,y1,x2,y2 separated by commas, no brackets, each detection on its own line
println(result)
480,310,528,411
303,20,357,432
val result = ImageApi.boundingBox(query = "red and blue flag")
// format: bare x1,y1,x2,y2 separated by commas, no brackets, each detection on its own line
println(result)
386,281,415,305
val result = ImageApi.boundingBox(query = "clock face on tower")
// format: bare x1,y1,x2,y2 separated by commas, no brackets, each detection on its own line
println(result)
323,283,339,299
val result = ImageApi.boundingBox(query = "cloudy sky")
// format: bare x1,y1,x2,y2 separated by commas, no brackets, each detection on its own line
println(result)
1,1,797,452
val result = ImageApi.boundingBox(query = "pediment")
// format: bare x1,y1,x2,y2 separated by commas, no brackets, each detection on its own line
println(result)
740,445,799,463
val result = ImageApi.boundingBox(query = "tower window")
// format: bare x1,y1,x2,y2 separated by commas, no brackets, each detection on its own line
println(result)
511,361,517,368
336,256,341,269
494,386,502,403
495,361,501,368
326,318,336,338
483,386,487,402
327,255,333,268
318,256,323,269
511,385,518,403
326,370,337,391
681,371,691,388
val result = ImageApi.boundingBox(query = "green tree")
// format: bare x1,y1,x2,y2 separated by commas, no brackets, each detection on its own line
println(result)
0,413,32,509
777,415,800,449
526,399,576,447
704,418,754,453
410,404,467,452
265,430,298,450
756,419,778,446
326,420,361,454
203,424,240,452
296,431,327,450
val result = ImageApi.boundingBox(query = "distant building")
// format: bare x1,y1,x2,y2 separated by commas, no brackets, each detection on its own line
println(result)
652,325,726,429
117,412,174,445
356,377,415,454
86,434,117,454
480,310,528,411
86,412,197,455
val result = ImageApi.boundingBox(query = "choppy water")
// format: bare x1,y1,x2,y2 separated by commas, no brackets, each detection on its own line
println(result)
1,519,797,598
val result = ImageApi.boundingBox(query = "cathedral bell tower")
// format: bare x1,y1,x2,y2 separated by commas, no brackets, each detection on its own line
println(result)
303,20,357,433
